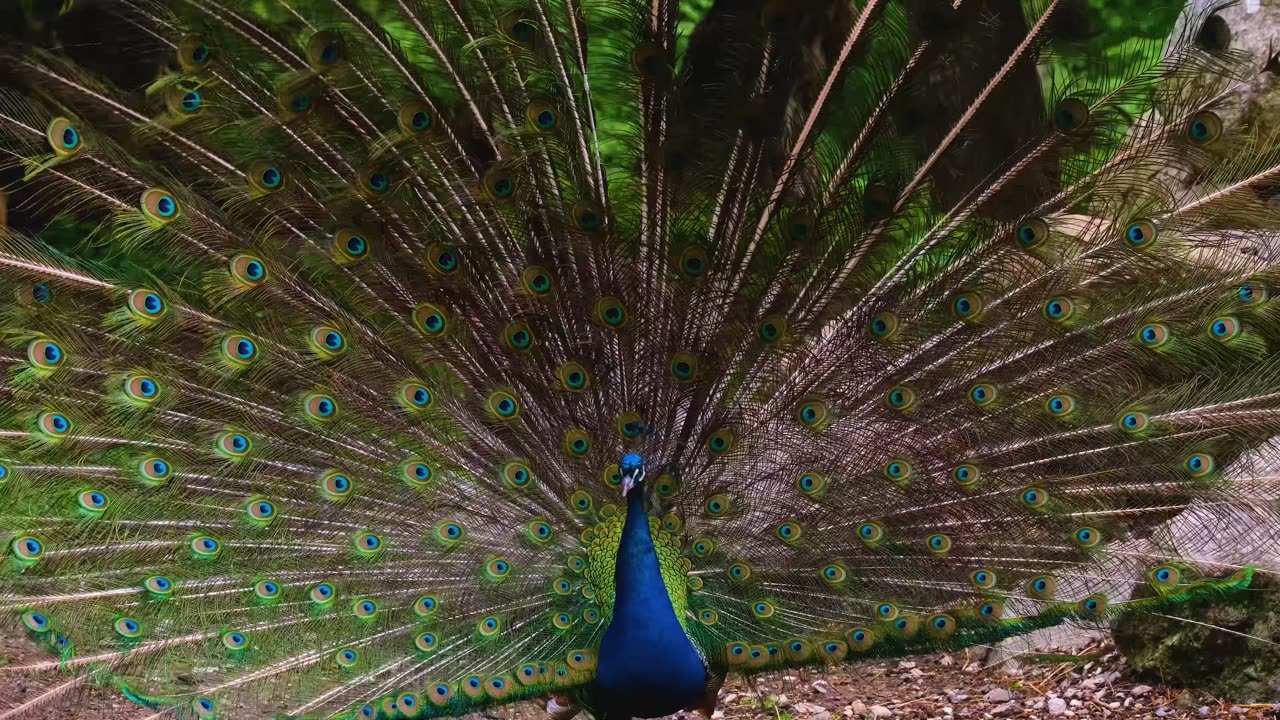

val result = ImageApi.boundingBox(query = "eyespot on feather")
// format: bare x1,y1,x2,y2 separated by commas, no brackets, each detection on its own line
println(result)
486,390,521,421
500,8,538,45
352,532,383,558
885,385,917,412
796,470,827,497
1137,322,1171,348
555,362,591,392
137,457,172,485
952,291,984,320
36,411,73,441
398,101,438,136
631,43,670,80
215,431,253,459
1014,217,1049,250
1197,14,1231,52
1208,315,1242,342
307,30,346,70
46,118,83,156
397,381,433,412
165,86,204,118
140,189,180,224
400,459,434,489
869,311,899,339
563,429,591,458
592,297,628,329
1027,574,1056,599
126,289,167,323
706,428,737,456
1042,296,1075,323
571,199,605,232
1052,98,1089,131
177,35,212,71
220,334,259,367
1123,219,1157,248
77,489,109,516
189,534,221,560
425,243,460,275
676,245,710,278
521,266,555,296
319,469,354,501
244,162,285,196
27,339,66,371
333,228,370,264
229,254,268,288
482,166,516,200
952,458,977,486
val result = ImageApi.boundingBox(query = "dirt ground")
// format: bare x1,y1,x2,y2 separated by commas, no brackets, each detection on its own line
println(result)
0,632,1273,719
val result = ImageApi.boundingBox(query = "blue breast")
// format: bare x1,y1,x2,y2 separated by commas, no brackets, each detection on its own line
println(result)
594,493,706,719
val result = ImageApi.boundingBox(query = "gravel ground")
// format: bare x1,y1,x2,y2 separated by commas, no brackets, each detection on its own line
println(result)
0,632,1272,719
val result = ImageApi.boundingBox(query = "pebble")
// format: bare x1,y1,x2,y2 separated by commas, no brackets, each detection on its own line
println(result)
1047,697,1067,715
1130,684,1153,697
850,701,869,717
812,680,833,695
948,693,969,703
989,701,1015,716
869,705,892,718
983,688,1013,703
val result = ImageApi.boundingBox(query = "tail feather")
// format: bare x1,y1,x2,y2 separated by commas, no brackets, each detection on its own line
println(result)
0,1,1278,718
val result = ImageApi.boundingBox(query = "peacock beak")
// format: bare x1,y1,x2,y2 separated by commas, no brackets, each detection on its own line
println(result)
620,452,645,496
621,466,644,496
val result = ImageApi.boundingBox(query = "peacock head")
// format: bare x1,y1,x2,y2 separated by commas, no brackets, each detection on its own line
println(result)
620,453,645,498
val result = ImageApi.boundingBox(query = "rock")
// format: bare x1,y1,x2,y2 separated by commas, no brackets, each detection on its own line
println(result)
983,688,1013,703
812,680,833,695
1114,572,1280,703
850,701,869,717
814,711,832,720
1156,709,1168,717
989,702,1015,716
711,712,725,720
1130,685,1153,697
773,694,791,708
722,693,738,705
869,705,892,718
942,708,953,716
1230,707,1247,715
1199,707,1210,716
794,702,828,715
1047,698,1067,715
948,693,969,703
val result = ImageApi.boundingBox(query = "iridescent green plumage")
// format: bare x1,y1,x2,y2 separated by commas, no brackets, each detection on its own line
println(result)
584,507,692,629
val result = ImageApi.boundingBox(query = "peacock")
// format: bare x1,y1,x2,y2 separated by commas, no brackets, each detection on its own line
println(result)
0,0,1278,718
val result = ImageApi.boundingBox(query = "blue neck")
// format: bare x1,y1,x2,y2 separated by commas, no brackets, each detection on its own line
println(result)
594,491,705,719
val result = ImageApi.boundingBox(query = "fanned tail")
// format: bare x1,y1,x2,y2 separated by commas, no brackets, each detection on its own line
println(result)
0,1,1277,719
